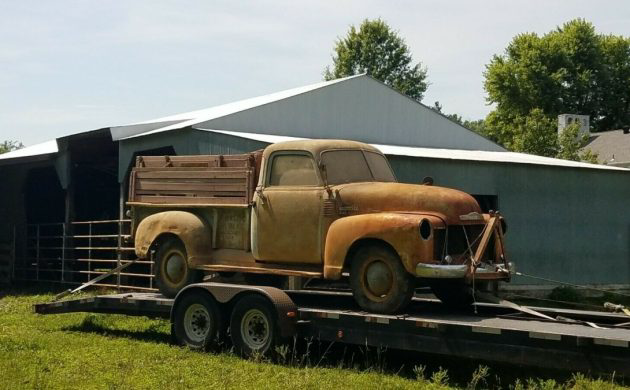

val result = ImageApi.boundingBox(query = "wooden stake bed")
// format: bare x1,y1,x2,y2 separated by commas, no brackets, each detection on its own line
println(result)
128,152,262,205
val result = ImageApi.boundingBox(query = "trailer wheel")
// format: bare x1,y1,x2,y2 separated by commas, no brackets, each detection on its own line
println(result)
350,245,414,314
430,280,475,307
230,294,282,356
155,237,203,298
172,292,223,350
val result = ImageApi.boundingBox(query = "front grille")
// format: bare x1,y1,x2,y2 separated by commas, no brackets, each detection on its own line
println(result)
433,224,487,263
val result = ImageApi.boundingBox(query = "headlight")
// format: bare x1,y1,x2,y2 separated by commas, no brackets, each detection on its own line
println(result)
419,219,432,240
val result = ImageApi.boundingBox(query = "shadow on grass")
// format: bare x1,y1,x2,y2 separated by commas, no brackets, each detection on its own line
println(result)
61,315,171,345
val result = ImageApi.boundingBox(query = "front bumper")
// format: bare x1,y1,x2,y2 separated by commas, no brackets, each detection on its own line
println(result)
416,262,513,279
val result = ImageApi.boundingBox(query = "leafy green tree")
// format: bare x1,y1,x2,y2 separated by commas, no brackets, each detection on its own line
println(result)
557,124,599,163
0,140,23,154
324,19,428,101
431,101,487,136
510,109,559,157
484,19,630,136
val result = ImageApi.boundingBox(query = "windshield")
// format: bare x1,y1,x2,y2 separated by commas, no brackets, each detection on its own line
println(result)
321,150,396,185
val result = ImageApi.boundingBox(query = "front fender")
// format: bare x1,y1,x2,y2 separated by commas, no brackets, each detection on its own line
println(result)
323,213,445,279
134,210,212,267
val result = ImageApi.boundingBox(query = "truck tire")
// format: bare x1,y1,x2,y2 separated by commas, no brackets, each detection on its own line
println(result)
230,294,283,357
430,280,475,307
350,245,414,314
155,237,203,298
172,292,223,350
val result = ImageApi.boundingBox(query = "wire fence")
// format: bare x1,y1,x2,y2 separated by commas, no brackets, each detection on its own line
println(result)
13,220,156,291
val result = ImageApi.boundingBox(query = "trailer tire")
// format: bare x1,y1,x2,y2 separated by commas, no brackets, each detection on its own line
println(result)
172,292,223,350
230,294,283,357
155,237,203,298
350,245,414,314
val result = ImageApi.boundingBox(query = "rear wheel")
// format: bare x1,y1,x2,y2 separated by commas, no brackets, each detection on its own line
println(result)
230,294,283,356
155,237,203,298
172,292,223,350
349,245,414,314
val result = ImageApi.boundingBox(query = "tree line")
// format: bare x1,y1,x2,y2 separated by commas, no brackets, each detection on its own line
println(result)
324,18,630,163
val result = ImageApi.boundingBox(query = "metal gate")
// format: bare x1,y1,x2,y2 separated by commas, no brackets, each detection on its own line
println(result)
13,219,156,291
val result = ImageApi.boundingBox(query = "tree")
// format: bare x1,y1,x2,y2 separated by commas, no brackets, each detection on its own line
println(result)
431,101,487,136
324,19,428,101
484,19,630,137
509,109,559,157
557,124,599,163
0,140,23,154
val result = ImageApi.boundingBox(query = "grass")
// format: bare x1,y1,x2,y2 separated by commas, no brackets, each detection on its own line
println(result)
0,287,627,389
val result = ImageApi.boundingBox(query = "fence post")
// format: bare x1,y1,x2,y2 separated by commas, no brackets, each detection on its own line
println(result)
36,225,40,281
61,223,66,282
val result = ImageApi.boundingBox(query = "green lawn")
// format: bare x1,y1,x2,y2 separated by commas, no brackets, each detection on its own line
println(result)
0,288,626,389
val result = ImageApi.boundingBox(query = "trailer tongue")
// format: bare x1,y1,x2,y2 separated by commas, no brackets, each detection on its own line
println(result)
34,284,630,376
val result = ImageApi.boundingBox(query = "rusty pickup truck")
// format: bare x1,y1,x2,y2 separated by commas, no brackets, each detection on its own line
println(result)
128,139,511,313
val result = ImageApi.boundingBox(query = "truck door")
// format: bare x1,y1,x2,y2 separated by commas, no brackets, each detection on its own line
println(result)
251,152,324,264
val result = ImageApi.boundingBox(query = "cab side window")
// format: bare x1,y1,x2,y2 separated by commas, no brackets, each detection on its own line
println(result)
268,154,320,186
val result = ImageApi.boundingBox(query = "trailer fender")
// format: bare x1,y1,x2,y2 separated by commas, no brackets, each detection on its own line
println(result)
173,283,297,338
134,211,213,267
323,213,445,279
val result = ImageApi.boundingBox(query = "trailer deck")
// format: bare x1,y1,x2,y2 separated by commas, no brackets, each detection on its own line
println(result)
34,288,630,376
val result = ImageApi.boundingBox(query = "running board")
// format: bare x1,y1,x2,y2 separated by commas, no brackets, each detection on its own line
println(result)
196,264,323,278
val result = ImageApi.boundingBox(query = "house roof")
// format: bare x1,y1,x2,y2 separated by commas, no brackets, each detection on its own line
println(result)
584,129,630,166
197,128,629,172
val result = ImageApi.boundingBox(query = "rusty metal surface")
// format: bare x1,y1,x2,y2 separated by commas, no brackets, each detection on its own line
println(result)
133,211,213,266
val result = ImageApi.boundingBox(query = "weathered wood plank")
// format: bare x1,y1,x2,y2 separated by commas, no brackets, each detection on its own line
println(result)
135,181,246,192
134,195,248,204
135,170,250,179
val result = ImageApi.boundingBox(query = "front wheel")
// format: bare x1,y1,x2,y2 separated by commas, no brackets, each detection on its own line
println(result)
154,237,203,298
349,245,415,314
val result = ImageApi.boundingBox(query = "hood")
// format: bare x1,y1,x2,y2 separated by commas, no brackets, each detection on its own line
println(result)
335,182,482,224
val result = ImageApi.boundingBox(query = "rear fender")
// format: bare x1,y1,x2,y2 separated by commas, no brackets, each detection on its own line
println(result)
134,211,212,267
323,213,445,279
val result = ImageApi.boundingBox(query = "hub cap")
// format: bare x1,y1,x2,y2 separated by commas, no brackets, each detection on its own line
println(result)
165,251,185,284
184,303,211,343
364,260,393,298
241,309,269,349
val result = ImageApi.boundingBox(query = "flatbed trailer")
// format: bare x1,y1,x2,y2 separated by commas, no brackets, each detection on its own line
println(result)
34,284,630,377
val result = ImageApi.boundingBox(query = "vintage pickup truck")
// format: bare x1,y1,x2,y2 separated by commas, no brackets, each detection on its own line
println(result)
128,139,511,313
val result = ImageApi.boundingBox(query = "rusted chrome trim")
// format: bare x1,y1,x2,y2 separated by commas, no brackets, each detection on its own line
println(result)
416,263,468,278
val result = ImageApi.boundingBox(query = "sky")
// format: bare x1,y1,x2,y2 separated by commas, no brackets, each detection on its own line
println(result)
1,1,629,146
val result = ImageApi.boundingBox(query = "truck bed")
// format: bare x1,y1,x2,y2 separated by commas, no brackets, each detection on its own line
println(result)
128,152,262,206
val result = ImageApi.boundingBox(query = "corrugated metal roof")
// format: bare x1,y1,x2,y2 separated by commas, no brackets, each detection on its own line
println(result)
197,128,629,172
110,74,364,141
0,140,58,162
